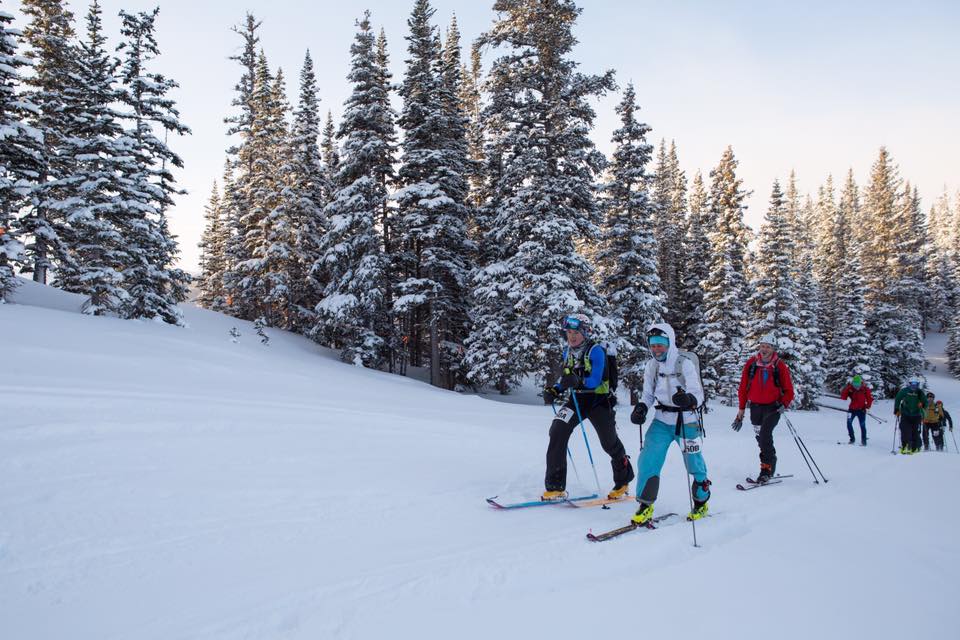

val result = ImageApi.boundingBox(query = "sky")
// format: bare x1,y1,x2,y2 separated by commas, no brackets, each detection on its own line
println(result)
7,0,960,273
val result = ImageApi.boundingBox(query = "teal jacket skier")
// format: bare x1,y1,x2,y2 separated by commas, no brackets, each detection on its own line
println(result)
629,322,710,524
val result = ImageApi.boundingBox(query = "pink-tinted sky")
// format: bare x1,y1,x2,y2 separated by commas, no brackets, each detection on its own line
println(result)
8,0,959,271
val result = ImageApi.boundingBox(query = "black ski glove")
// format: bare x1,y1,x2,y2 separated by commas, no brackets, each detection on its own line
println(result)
671,389,698,410
630,402,648,425
732,417,743,432
543,385,561,402
559,371,581,391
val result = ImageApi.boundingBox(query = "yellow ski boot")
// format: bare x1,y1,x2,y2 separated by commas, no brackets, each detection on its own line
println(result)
607,484,630,500
541,490,568,501
687,501,709,521
631,502,654,525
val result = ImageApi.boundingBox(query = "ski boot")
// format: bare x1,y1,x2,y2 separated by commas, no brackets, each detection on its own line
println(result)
756,463,774,484
631,502,655,525
541,490,568,501
688,500,709,521
607,484,630,500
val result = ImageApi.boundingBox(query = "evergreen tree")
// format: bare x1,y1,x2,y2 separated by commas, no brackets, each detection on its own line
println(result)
825,247,875,391
459,39,484,212
115,8,190,324
320,110,339,202
463,0,614,392
596,82,663,398
18,0,77,284
277,50,326,333
197,180,227,309
651,139,684,322
394,4,472,387
812,175,841,345
220,13,260,318
925,191,955,331
311,12,392,367
697,146,751,403
859,147,922,394
791,189,827,409
55,0,130,315
676,170,712,350
0,6,42,301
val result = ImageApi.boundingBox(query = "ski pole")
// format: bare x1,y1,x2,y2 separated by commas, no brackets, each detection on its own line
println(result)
551,397,583,487
570,391,602,496
781,414,819,484
785,417,828,483
951,428,959,454
866,411,888,424
891,415,899,454
675,407,698,548
816,402,850,414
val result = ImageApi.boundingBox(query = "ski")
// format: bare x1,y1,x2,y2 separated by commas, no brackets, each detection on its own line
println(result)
586,513,680,542
486,493,599,510
745,474,792,484
567,494,634,509
736,479,783,491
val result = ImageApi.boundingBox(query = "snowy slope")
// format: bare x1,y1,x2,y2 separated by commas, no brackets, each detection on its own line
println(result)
1,280,957,640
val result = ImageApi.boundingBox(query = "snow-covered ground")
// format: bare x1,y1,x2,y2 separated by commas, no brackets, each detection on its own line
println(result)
1,279,957,640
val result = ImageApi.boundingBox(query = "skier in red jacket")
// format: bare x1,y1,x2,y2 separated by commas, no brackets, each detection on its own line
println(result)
839,374,873,445
732,334,795,483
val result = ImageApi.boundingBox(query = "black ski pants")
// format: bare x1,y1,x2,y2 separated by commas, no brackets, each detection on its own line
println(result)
545,395,631,492
923,422,938,450
899,414,922,451
931,424,946,451
750,402,781,474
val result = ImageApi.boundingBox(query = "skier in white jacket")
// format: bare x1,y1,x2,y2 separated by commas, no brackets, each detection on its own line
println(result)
628,322,711,523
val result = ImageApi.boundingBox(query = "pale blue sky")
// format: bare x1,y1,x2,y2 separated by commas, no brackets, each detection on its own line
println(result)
8,0,960,272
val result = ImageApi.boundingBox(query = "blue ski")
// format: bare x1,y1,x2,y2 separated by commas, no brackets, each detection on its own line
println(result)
486,493,599,509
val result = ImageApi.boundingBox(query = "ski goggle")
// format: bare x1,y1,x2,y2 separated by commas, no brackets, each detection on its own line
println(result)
562,316,585,332
647,328,669,347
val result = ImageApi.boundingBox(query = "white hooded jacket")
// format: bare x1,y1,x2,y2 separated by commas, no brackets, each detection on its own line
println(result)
640,321,704,425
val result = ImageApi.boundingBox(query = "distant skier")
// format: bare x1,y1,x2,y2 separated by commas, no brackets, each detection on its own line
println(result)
936,400,953,451
922,392,945,451
733,334,794,483
893,378,926,454
542,314,634,501
840,374,873,445
628,322,711,524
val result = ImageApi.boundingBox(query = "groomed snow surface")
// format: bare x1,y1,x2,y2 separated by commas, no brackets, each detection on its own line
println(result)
2,279,957,640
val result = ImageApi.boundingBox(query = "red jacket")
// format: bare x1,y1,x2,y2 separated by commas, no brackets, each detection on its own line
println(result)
737,354,794,410
840,384,873,410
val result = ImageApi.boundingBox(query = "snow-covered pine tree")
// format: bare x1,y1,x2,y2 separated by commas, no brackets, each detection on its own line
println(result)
220,13,260,319
311,12,393,368
821,168,876,390
596,82,663,399
859,147,921,395
394,1,473,388
273,50,326,333
697,146,751,403
463,0,614,393
115,8,190,324
925,191,956,330
459,39,484,212
0,6,42,301
197,180,227,310
651,139,684,323
812,175,841,345
825,246,875,391
54,0,130,315
886,181,926,376
746,180,802,377
320,110,339,203
791,187,827,409
18,0,77,284
676,170,712,351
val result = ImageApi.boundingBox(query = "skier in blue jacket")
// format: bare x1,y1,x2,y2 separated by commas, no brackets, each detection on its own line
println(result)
542,314,634,501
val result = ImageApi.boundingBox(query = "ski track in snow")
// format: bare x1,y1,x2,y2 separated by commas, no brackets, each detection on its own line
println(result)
0,279,957,639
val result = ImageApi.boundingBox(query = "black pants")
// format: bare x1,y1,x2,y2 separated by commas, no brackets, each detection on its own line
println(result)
545,396,631,491
900,415,922,451
931,425,946,451
750,403,781,473
923,422,937,450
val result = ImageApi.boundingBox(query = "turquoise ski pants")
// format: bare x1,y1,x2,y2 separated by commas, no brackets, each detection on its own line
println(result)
635,418,709,504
